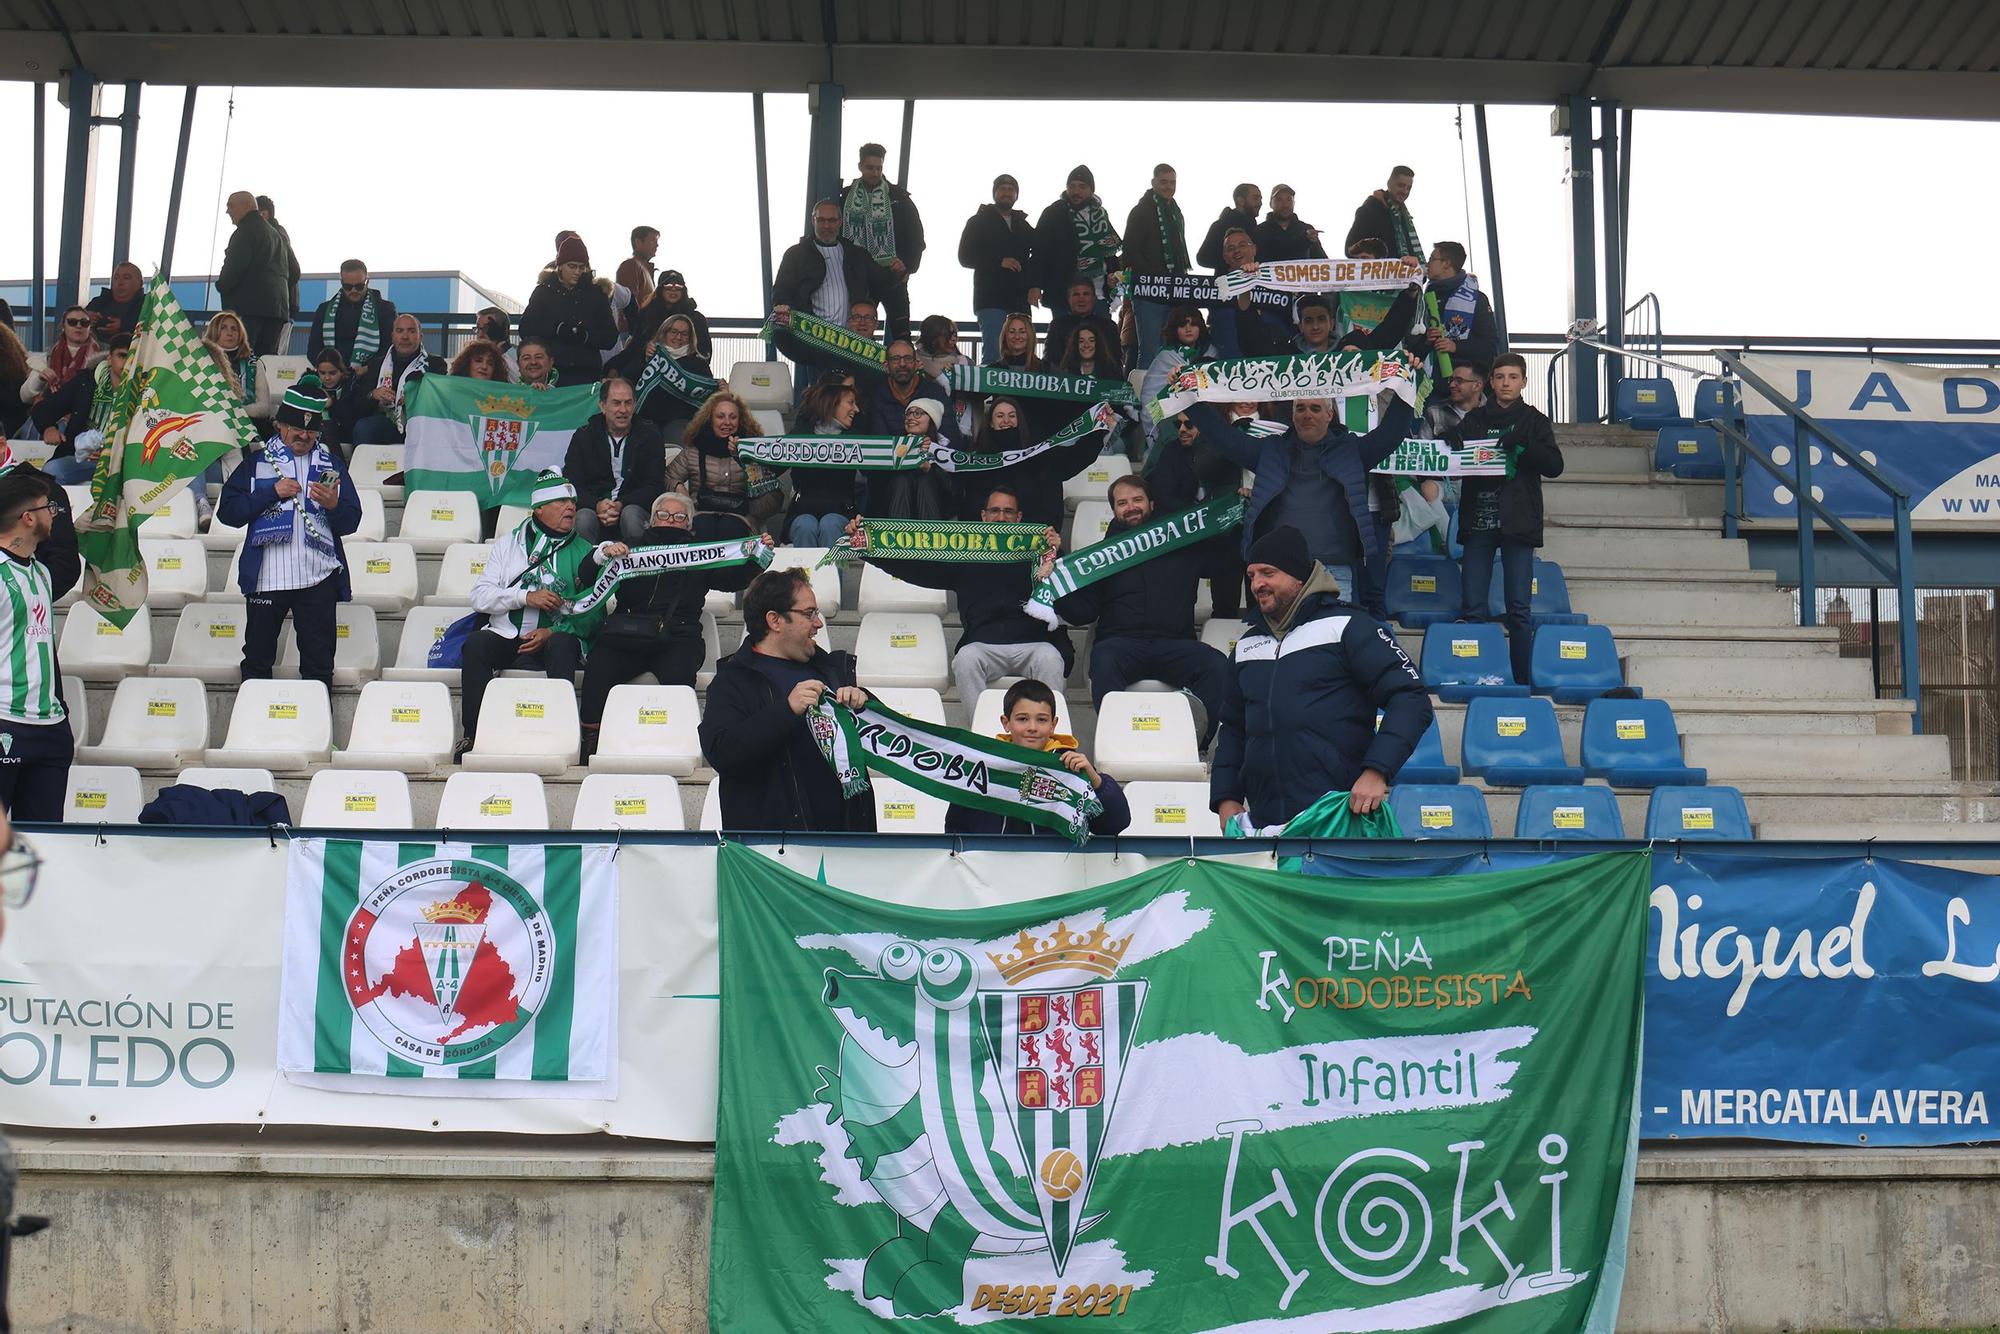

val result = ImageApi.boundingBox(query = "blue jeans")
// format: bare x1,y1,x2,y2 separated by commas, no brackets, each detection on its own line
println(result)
350,413,403,445
1459,530,1534,685
975,308,1008,365
1132,298,1170,369
788,511,849,548
41,453,98,483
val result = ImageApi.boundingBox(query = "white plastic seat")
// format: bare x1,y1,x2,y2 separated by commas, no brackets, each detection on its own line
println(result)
495,504,533,536
200,505,246,551
968,687,1015,737
854,612,948,690
702,587,736,617
871,777,948,833
858,563,948,615
347,444,407,498
343,541,419,612
427,542,494,606
397,490,482,551
351,489,388,542
1121,781,1223,836
1069,500,1112,552
572,772,687,830
383,605,472,683
334,680,456,775
61,764,143,823
251,355,311,419
77,675,209,770
1093,690,1206,782
137,487,199,538
436,771,549,831
207,537,249,600
730,361,792,416
277,602,380,687
176,765,277,794
462,678,580,775
698,779,723,831
60,674,88,744
204,678,332,772
1201,618,1250,657
138,537,208,608
9,436,55,468
864,687,946,725
767,548,842,616
590,684,703,776
1063,456,1126,507
301,768,415,829
156,601,250,683
694,612,722,690
59,604,154,681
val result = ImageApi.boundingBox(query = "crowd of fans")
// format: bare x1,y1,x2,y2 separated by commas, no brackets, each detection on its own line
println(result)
0,146,1564,838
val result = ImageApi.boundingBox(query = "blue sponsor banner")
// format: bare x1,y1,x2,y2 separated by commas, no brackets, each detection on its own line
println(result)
1299,847,1999,1146
1739,354,2000,521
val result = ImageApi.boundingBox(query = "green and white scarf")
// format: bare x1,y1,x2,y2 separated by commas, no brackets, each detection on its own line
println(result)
633,343,719,413
737,434,928,471
841,181,898,266
821,517,1051,567
1147,347,1428,422
1152,191,1187,271
1388,198,1422,258
567,534,773,615
1026,493,1245,628
807,697,1105,843
761,309,887,375
88,360,120,432
946,364,1138,407
1371,437,1512,479
1070,199,1121,279
1214,256,1425,299
323,290,381,367
930,402,1120,472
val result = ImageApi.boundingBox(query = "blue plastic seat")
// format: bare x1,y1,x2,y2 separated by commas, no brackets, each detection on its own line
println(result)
1420,623,1528,701
1460,697,1584,786
1484,556,1588,627
1693,378,1741,423
1386,555,1463,628
1396,717,1460,785
1389,784,1492,838
1613,377,1681,425
1645,785,1753,840
1514,784,1626,840
1530,624,1630,704
1654,426,1723,480
1581,697,1707,787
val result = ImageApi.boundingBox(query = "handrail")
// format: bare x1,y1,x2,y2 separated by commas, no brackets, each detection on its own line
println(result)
1711,348,1922,723
1623,291,1662,362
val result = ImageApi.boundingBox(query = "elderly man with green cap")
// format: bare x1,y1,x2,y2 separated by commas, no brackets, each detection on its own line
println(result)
218,373,363,690
458,469,629,757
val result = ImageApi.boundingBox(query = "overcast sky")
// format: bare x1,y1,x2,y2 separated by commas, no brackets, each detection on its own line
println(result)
4,86,1996,343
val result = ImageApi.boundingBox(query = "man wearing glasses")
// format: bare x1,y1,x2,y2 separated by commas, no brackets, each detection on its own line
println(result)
0,471,80,822
698,567,875,833
305,260,398,369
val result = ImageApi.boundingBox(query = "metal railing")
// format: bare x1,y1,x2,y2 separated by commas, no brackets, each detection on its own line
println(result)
1710,349,1923,722
1544,292,1663,423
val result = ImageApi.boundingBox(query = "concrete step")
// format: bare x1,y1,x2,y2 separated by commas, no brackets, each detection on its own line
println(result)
1546,513,1721,533
1682,733,1954,783
1626,655,1880,703
1552,441,1653,475
1541,530,1753,572
1751,823,2000,870
1666,698,1913,737
1568,585,1798,628
1393,624,1842,665
1552,425,1657,447
1542,475,1723,519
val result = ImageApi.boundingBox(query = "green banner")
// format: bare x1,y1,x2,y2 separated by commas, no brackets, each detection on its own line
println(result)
765,310,889,375
948,364,1139,408
712,843,1647,1332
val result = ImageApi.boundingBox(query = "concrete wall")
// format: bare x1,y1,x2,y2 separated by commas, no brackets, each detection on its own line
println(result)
6,1135,1998,1332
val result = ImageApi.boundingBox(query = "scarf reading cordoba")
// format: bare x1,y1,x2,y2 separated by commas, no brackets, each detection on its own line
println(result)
819,517,1050,567
807,697,1105,842
761,310,887,374
1147,347,1428,422
946,363,1138,407
1025,493,1245,628
566,534,774,615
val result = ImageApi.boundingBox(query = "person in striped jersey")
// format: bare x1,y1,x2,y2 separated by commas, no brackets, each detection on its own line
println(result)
0,469,80,821
217,375,362,689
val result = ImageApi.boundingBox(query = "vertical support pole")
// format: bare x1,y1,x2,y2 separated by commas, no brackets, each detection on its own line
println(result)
31,83,48,351
1598,101,1624,406
1472,103,1507,346
1894,501,1922,725
111,81,141,267
752,92,777,361
1564,94,1598,423
1795,418,1817,625
55,66,103,313
897,98,915,186
1617,105,1633,310
159,86,199,283
804,81,846,224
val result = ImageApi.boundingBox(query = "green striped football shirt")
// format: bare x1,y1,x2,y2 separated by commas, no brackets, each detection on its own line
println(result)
0,555,64,725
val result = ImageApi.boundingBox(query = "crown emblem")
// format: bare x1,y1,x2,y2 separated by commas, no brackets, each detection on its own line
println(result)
420,885,491,925
476,392,533,418
988,920,1134,984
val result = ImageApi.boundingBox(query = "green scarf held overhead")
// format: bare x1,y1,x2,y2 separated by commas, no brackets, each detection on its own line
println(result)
807,697,1105,843
737,434,929,472
1070,198,1121,279
1025,493,1245,628
1388,198,1423,259
945,364,1138,408
841,181,898,266
1152,190,1187,271
566,534,773,615
761,309,888,375
820,517,1051,568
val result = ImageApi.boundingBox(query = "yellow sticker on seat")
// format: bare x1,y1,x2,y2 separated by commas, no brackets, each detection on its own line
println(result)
515,702,545,719
146,700,176,716
1409,575,1436,594
429,508,457,522
613,798,648,816
155,556,183,571
1420,805,1454,829
75,791,107,809
1450,639,1478,657
344,794,377,813
637,707,669,725
1681,807,1715,830
1553,806,1585,829
1677,439,1700,455
390,707,421,724
365,558,391,574
1496,716,1526,737
889,633,917,648
1615,719,1646,740
1154,806,1186,824
882,802,916,821
1558,640,1587,660
478,798,513,816
208,624,238,639
1132,716,1161,732
267,703,298,720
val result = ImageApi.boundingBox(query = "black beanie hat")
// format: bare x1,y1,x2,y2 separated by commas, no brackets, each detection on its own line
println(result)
1068,164,1094,189
1246,525,1313,582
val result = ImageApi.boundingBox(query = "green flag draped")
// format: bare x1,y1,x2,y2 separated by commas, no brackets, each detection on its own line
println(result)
75,272,259,627
711,843,1648,1331
401,375,600,506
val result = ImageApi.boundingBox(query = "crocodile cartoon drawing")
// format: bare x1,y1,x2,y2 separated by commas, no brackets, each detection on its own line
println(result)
815,940,1049,1317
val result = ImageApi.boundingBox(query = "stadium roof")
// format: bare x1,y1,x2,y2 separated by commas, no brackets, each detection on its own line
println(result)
5,0,1998,119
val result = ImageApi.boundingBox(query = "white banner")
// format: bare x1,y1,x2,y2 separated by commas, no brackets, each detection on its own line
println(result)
1215,255,1424,299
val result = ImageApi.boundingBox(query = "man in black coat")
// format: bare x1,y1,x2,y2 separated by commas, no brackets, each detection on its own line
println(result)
215,190,292,354
1197,183,1263,272
838,143,926,343
84,262,145,339
1030,166,1120,319
306,260,398,369
861,341,963,445
345,315,446,446
1051,474,1231,747
519,236,618,390
1345,166,1424,260
1255,185,1328,261
1212,526,1433,832
958,173,1037,363
562,376,665,543
698,567,876,833
772,198,883,392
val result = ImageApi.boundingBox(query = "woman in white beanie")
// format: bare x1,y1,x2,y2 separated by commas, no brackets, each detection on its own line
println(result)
864,395,959,522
